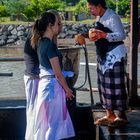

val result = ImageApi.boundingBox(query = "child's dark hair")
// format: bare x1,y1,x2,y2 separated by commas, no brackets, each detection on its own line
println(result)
87,0,106,9
31,12,56,49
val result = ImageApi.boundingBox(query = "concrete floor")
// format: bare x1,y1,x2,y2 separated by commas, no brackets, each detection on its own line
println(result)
92,108,140,140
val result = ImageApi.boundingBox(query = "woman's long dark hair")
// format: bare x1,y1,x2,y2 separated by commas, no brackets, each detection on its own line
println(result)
31,12,56,49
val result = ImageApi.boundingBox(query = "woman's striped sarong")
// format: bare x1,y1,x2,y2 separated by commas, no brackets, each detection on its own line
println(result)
97,58,128,111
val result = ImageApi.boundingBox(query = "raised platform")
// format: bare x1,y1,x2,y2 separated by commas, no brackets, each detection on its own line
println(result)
0,100,26,139
2,99,140,140
92,109,140,140
0,100,95,140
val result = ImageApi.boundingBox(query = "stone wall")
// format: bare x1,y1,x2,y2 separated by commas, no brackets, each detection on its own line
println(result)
0,23,130,47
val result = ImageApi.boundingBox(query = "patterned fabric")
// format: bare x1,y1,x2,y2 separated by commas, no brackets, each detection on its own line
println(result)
24,75,39,140
34,69,75,140
99,45,127,74
99,9,126,42
97,58,128,111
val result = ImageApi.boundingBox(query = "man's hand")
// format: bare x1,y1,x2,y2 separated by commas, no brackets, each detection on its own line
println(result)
89,28,107,42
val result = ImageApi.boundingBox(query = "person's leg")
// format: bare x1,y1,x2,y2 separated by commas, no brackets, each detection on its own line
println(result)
24,75,39,140
109,58,128,127
94,109,116,125
106,109,116,120
95,62,116,125
116,57,128,122
117,110,127,121
108,110,128,127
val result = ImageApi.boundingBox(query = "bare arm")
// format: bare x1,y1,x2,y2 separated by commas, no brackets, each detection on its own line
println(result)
53,35,57,45
50,57,74,99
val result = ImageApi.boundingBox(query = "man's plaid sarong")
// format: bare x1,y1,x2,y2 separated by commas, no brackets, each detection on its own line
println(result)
97,58,128,111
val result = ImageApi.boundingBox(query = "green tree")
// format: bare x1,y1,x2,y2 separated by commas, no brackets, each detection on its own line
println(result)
24,0,65,20
0,0,29,17
40,0,64,11
0,0,65,19
0,0,130,20
75,0,88,14
29,0,42,18
117,0,130,16
9,0,28,14
0,5,8,16
106,0,130,17
106,0,116,11
23,5,36,20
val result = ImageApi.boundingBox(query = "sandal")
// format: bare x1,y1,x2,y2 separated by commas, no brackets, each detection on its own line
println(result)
108,117,128,127
94,116,114,126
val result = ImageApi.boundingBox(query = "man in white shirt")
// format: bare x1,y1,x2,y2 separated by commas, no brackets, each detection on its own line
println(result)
87,0,128,127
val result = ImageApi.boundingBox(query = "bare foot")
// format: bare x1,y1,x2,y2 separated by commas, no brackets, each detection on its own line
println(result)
94,116,114,126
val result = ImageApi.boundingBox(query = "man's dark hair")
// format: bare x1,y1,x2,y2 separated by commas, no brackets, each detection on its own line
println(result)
87,0,106,9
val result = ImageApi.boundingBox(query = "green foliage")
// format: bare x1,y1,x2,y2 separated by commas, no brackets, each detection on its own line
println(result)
1,0,28,14
40,0,63,11
23,5,36,21
106,0,116,11
0,0,131,21
75,0,88,14
24,0,66,19
0,0,65,20
106,0,130,17
117,0,130,16
29,0,42,18
0,5,8,16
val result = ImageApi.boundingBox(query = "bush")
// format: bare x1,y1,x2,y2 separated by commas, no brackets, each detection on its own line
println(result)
10,13,27,21
0,5,9,17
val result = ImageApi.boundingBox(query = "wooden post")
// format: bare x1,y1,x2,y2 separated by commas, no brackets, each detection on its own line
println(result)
129,0,140,106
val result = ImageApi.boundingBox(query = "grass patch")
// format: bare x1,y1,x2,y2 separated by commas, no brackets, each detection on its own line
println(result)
0,16,129,25
121,18,130,23
0,17,31,25
63,19,96,24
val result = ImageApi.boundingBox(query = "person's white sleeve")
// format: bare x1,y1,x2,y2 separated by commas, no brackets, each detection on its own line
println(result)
106,14,126,42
